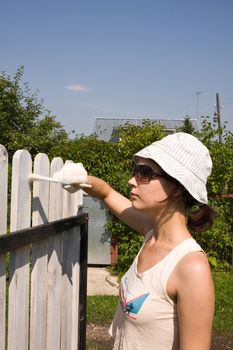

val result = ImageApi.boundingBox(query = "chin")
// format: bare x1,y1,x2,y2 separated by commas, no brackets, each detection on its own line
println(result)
131,201,139,209
131,201,145,212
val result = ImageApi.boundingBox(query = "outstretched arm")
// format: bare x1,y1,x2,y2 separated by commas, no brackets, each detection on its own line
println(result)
52,163,153,235
81,175,153,236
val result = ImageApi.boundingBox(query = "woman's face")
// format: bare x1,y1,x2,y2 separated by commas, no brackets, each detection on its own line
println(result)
128,158,173,214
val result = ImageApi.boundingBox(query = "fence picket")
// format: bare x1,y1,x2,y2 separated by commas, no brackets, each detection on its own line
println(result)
0,145,8,350
30,153,50,350
49,157,64,222
60,161,81,349
47,157,64,349
61,227,81,350
62,160,81,218
8,150,32,350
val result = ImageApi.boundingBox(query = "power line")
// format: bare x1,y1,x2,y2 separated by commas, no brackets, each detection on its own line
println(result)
221,95,233,105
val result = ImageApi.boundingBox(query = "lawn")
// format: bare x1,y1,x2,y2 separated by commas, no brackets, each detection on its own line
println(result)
87,295,118,324
212,271,233,334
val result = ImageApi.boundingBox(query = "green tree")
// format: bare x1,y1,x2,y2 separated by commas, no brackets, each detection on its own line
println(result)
192,119,233,268
0,67,68,158
115,119,165,160
177,115,195,134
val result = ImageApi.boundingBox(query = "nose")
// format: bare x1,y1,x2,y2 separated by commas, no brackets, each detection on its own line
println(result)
128,176,137,188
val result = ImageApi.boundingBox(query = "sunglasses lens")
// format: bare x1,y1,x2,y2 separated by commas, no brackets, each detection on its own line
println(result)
133,165,152,182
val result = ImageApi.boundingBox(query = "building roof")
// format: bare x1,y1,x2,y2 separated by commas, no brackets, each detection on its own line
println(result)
94,117,198,141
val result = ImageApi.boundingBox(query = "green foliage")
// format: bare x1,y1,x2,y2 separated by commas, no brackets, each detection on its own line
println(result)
193,199,232,269
50,135,129,194
190,119,233,269
13,116,68,157
115,120,165,163
213,271,233,334
106,220,144,277
177,115,195,134
195,119,233,197
0,67,68,159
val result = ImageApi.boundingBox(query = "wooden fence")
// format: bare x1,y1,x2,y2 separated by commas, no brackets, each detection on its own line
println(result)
0,145,88,350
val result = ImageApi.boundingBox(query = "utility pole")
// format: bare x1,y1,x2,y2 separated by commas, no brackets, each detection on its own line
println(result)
215,92,222,143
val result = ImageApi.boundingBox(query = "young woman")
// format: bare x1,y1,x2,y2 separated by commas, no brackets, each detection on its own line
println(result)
54,132,215,350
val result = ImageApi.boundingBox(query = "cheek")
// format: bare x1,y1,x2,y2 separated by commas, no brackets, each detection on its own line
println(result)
141,183,169,204
152,189,168,204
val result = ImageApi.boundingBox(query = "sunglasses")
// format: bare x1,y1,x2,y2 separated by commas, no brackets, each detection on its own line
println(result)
133,164,164,183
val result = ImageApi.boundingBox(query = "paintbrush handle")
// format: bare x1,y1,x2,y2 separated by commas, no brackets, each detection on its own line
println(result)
28,174,92,188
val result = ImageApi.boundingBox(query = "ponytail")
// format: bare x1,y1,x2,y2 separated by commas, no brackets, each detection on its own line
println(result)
165,177,216,232
187,204,216,232
160,170,216,232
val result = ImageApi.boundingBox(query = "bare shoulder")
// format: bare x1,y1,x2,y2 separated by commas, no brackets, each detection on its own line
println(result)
174,251,214,297
177,250,212,279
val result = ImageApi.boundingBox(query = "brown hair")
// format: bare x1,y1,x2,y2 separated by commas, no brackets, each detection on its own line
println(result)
182,190,216,232
162,172,216,232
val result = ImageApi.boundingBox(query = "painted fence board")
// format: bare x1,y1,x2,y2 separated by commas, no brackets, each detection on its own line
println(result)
70,228,81,350
60,227,80,350
47,157,64,349
0,145,8,350
62,160,82,218
61,161,81,349
8,150,32,350
30,153,50,350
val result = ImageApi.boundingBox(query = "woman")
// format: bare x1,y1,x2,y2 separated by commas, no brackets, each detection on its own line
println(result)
54,132,215,350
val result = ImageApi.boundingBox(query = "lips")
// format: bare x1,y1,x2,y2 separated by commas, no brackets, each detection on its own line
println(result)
130,192,138,200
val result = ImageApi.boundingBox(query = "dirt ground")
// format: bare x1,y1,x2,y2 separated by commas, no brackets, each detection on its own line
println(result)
87,323,233,350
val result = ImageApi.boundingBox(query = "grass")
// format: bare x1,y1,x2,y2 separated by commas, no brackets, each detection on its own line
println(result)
87,271,233,335
87,295,118,324
212,271,233,334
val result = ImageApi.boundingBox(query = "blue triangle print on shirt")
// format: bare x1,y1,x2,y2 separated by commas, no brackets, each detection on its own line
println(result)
123,293,150,319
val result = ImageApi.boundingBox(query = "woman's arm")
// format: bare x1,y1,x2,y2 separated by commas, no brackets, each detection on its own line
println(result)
82,175,153,236
174,252,215,350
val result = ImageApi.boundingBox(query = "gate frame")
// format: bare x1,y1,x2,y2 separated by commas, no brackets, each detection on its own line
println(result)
0,213,88,350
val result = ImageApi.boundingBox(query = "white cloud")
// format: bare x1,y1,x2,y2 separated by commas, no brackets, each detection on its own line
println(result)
65,84,89,92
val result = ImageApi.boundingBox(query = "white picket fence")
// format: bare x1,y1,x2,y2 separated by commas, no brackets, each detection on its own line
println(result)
0,145,86,350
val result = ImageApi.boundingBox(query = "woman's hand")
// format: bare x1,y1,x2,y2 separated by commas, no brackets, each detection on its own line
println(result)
52,162,89,192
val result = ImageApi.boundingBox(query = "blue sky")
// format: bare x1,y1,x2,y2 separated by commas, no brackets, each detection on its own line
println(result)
1,0,233,136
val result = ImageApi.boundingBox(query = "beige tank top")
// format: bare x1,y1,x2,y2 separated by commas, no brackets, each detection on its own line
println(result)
109,233,204,350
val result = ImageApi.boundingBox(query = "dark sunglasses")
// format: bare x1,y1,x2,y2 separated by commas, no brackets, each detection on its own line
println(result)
133,164,164,183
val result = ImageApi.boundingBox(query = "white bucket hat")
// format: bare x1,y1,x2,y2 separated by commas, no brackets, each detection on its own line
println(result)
134,132,212,204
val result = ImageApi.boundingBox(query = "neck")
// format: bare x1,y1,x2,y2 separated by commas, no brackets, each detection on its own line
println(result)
151,206,191,245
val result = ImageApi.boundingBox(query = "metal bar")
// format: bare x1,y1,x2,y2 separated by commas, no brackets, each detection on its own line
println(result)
78,220,88,350
0,213,88,255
